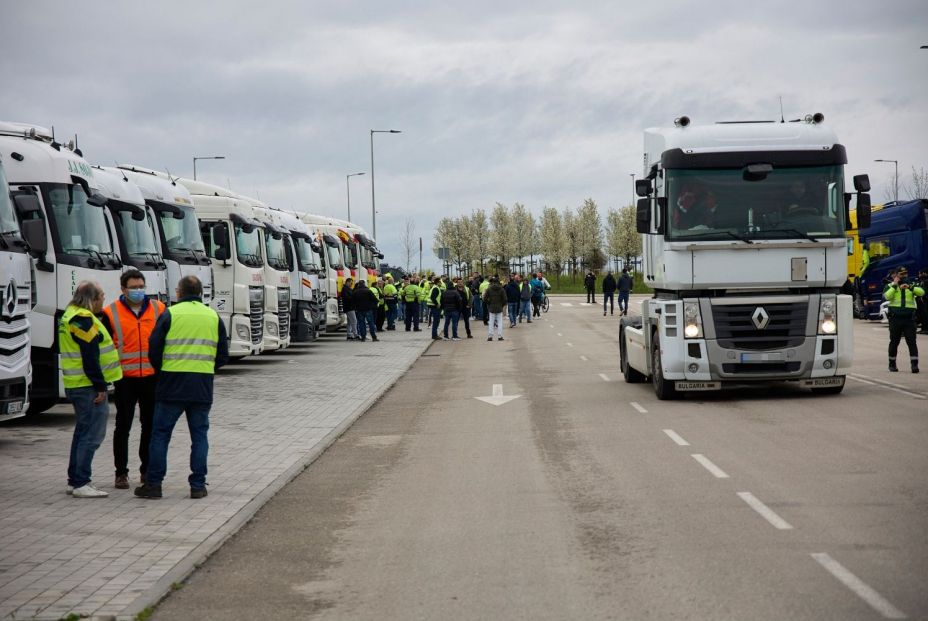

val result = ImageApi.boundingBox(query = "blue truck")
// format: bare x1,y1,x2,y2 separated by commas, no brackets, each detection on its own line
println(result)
858,199,928,319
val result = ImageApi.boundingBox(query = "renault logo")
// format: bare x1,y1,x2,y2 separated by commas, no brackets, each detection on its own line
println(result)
751,307,770,330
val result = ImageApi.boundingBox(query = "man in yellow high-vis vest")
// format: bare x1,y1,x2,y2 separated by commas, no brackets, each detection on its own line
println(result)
60,281,123,498
135,276,228,499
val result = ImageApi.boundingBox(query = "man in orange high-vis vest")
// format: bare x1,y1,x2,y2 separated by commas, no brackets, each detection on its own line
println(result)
101,269,166,490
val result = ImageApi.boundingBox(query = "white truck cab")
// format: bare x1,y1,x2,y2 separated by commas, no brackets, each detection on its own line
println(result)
92,167,168,302
298,213,349,329
620,115,872,399
117,166,213,305
0,150,34,421
0,122,123,414
265,209,324,341
239,201,291,351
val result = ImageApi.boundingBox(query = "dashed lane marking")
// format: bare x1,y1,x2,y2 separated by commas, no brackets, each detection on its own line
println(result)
811,553,906,619
560,302,574,307
599,374,611,382
579,355,588,361
737,492,793,530
566,342,574,348
691,454,729,478
630,402,647,413
848,374,927,399
662,429,690,446
556,332,563,337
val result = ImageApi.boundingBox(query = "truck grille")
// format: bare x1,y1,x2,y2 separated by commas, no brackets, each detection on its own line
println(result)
722,362,802,374
712,301,808,350
249,286,263,345
277,289,290,340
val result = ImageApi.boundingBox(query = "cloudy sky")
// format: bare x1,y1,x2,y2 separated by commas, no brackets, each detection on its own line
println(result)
2,1,926,269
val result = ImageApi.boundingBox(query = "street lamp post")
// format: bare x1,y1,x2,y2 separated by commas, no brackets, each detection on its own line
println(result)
874,159,899,203
370,129,401,240
193,155,225,180
345,172,365,222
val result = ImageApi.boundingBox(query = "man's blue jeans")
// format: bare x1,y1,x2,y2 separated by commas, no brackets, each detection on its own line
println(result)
386,300,398,328
66,386,109,488
472,297,482,319
619,291,630,313
404,301,419,330
147,401,211,490
520,299,532,321
443,310,460,338
508,302,518,326
357,310,377,339
430,306,442,338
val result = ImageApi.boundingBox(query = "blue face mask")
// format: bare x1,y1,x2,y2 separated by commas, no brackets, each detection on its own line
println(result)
126,289,147,304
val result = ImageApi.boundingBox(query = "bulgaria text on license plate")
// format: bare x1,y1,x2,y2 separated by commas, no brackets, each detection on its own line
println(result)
674,381,721,391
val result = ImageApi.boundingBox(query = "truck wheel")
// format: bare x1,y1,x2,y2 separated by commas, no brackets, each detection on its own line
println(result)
620,330,645,383
26,398,58,416
811,378,845,395
651,336,680,400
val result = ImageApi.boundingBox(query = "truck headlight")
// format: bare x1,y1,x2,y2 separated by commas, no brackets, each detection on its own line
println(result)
302,309,313,322
266,321,279,336
683,301,703,339
236,325,250,340
818,295,837,335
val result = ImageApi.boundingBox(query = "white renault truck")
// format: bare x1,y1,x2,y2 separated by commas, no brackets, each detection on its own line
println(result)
267,209,324,341
0,122,123,414
92,167,169,302
116,166,213,304
619,114,872,399
0,150,35,421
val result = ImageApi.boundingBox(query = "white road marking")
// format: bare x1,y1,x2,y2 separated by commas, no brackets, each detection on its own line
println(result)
579,355,588,361
566,342,574,348
737,492,793,530
848,374,927,400
662,429,690,446
549,324,554,328
556,332,563,337
630,402,647,413
691,454,729,478
560,302,574,307
599,373,611,382
811,553,907,619
474,383,521,406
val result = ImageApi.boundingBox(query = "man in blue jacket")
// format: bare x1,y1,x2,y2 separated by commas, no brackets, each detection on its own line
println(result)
135,276,229,499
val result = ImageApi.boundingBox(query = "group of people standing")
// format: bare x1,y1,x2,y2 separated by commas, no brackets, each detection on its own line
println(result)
585,268,634,316
61,270,226,499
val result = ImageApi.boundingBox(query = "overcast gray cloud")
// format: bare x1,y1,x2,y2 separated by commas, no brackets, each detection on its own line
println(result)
2,0,926,268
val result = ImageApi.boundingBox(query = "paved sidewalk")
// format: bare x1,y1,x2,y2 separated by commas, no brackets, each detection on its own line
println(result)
0,330,432,620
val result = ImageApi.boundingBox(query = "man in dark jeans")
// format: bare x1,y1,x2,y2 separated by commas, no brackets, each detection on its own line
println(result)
602,271,617,316
618,268,633,316
584,271,596,304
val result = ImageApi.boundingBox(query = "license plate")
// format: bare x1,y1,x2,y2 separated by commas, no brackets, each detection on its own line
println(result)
740,352,784,362
5,400,23,415
675,381,721,391
800,377,844,388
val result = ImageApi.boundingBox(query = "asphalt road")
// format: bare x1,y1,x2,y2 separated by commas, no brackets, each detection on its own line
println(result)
154,297,928,620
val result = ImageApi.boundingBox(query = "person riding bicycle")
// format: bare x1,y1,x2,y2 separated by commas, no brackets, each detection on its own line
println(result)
530,272,550,317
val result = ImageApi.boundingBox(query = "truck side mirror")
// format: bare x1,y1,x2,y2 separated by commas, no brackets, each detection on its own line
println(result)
86,192,108,207
12,192,41,216
212,222,230,261
857,193,872,230
636,198,651,233
853,174,871,193
635,179,652,197
21,218,48,255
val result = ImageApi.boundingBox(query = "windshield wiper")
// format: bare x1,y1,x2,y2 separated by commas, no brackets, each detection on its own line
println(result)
76,248,105,268
239,253,262,266
675,230,753,244
757,228,820,242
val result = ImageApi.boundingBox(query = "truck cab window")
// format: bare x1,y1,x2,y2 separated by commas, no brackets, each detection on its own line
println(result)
44,183,116,258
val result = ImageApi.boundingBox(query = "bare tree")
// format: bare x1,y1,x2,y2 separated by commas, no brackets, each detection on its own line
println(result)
902,166,928,200
400,217,416,272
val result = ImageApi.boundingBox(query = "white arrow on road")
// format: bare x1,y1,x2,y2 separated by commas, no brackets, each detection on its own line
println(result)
475,384,521,406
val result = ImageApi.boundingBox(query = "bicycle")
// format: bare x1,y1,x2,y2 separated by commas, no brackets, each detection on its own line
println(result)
541,294,550,313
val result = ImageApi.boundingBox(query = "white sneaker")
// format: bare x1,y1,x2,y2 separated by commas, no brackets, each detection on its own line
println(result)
72,484,108,498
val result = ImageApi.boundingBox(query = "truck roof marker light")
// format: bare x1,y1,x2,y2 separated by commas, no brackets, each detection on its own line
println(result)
674,116,691,128
804,113,825,124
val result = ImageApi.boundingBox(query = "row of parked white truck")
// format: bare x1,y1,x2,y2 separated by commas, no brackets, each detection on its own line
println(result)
0,121,377,419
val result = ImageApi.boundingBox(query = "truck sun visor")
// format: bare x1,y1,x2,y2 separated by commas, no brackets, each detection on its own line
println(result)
322,234,339,247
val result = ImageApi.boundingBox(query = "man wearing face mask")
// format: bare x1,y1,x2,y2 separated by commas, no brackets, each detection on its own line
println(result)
101,269,166,490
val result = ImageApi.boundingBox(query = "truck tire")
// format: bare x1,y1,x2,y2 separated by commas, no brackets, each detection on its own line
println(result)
651,335,680,400
620,329,646,383
26,398,58,416
811,378,845,395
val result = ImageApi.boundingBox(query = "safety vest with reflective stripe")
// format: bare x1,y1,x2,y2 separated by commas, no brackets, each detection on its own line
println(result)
403,284,419,302
161,301,220,374
103,298,165,378
59,305,123,389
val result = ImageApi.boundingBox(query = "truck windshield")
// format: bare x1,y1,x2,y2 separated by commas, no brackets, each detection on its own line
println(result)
116,209,160,257
44,183,117,258
666,166,846,241
159,205,206,253
342,242,357,269
0,165,21,237
235,224,264,267
361,245,376,269
294,238,321,273
265,233,289,271
325,242,343,269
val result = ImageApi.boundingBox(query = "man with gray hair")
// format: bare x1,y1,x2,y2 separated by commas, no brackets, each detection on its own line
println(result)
59,281,123,498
